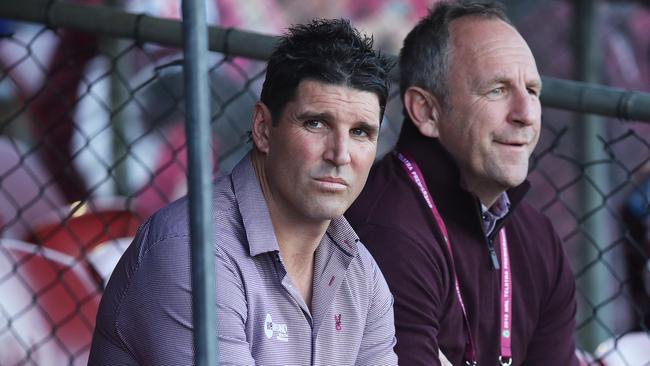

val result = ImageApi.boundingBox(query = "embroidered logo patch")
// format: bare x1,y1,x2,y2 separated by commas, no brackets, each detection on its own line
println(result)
264,313,288,342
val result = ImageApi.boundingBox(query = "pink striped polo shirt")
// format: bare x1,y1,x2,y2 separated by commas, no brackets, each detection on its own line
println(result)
89,154,398,365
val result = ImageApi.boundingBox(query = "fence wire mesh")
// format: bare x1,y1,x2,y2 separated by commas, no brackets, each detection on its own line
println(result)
1,1,650,365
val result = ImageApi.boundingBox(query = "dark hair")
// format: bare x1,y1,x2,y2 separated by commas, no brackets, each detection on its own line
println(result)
399,0,511,105
260,18,393,124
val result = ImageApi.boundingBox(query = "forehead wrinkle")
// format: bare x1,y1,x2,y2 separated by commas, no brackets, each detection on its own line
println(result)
450,19,536,67
464,47,540,90
291,80,381,124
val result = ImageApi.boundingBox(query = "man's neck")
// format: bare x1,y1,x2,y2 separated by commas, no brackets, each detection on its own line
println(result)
476,192,501,210
251,150,329,308
460,176,504,209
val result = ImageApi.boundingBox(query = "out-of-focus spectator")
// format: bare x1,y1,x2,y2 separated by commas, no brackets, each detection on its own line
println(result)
621,171,650,330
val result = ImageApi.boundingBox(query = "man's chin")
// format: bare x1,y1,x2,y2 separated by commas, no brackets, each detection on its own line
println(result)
303,204,348,222
502,175,527,190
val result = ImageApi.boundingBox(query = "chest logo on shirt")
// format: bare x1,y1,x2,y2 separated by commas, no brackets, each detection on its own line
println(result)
264,313,288,342
334,314,342,331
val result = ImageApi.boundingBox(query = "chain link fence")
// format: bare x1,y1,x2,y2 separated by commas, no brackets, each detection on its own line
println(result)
1,1,650,365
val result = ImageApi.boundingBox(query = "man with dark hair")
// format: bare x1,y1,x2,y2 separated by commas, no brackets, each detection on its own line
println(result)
347,1,579,365
89,19,397,365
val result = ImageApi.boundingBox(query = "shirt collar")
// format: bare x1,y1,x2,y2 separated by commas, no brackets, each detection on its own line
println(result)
325,216,360,258
480,192,511,236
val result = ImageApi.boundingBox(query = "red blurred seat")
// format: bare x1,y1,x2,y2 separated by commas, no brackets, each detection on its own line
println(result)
25,197,141,261
0,239,101,365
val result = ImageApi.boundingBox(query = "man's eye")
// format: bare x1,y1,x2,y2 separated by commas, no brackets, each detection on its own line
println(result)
351,128,369,137
488,87,505,96
527,88,540,97
305,120,324,129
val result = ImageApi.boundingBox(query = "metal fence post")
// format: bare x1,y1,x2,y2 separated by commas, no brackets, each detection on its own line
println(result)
106,0,131,196
182,0,217,365
573,0,612,351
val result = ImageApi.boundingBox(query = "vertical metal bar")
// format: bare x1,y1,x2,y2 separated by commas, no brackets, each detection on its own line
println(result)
573,0,611,351
181,0,216,365
106,0,130,196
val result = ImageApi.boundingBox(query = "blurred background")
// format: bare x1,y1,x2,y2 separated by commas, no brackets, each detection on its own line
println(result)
1,0,650,364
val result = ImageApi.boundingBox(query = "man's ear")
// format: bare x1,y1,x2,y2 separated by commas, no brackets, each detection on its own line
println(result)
251,102,273,153
403,86,442,138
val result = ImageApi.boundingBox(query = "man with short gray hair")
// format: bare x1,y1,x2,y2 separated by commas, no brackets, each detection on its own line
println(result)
347,1,579,365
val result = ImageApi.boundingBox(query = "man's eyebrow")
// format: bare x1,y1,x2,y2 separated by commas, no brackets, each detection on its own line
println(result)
296,111,333,121
297,110,380,133
474,75,507,90
478,75,543,90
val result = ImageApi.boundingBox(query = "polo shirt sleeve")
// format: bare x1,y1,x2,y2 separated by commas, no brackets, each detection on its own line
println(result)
522,218,579,366
91,220,257,365
90,220,197,365
355,246,398,365
354,224,448,366
215,245,256,365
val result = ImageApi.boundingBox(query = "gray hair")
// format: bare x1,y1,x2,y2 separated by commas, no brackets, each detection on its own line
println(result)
399,0,512,105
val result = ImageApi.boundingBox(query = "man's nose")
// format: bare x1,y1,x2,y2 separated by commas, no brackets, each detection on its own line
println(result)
324,131,351,166
508,88,540,126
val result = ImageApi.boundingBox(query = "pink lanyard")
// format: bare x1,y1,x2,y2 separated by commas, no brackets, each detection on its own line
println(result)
395,151,513,366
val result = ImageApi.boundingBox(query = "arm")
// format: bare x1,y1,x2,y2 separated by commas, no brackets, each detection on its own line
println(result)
354,247,398,365
102,233,196,365
215,246,256,365
355,224,449,366
523,219,579,366
89,222,150,365
90,223,256,365
88,220,185,365
117,235,257,365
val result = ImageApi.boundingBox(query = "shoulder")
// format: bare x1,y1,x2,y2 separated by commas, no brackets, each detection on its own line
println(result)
510,200,556,233
96,174,241,325
348,155,399,223
135,173,238,254
347,154,445,268
508,200,563,255
347,155,432,243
